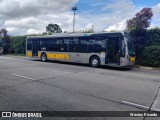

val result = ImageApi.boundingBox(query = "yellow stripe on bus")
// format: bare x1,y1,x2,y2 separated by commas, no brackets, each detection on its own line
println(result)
38,52,69,60
26,51,32,57
47,53,69,60
38,52,41,58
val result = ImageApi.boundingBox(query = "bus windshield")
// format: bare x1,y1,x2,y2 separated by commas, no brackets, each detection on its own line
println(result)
125,33,135,57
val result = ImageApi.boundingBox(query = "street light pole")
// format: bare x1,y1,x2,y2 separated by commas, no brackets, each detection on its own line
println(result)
72,5,77,33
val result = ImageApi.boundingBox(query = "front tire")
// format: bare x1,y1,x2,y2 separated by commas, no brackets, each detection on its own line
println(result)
41,53,47,62
90,56,100,68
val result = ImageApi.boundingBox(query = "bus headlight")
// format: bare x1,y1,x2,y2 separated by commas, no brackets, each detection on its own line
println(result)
129,57,135,62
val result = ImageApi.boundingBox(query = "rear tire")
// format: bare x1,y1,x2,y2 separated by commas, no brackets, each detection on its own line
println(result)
41,53,47,62
90,56,100,68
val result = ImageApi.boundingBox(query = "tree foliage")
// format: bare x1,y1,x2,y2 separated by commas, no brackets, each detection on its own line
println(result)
126,8,153,64
127,8,153,30
11,36,26,54
0,29,12,53
143,45,160,67
0,29,7,37
145,28,160,46
130,29,146,63
142,28,160,66
46,24,62,34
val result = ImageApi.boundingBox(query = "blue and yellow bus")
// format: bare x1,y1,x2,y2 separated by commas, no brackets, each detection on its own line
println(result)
26,32,135,67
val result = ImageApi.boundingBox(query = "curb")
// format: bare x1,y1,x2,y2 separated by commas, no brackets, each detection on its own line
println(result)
1,55,27,59
134,65,160,71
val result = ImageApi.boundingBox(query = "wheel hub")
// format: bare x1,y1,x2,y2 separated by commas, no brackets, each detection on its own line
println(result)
42,55,46,61
92,59,98,65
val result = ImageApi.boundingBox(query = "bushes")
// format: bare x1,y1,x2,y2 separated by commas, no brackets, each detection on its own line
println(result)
143,45,160,67
11,36,26,54
145,28,160,46
128,28,160,67
142,28,160,67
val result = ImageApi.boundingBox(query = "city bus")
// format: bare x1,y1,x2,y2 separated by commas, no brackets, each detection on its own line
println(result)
26,32,135,67
0,39,3,55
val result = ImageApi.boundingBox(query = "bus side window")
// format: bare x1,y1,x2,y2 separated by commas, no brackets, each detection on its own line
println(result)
69,38,79,52
53,38,58,51
92,37,106,52
63,38,70,52
79,37,90,53
39,39,46,51
55,39,62,51
45,38,53,51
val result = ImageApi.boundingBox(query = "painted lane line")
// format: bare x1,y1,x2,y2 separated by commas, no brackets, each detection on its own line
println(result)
122,101,149,110
12,74,36,80
151,107,160,112
122,101,160,111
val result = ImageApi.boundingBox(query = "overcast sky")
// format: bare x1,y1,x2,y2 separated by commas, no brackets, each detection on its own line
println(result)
0,0,160,35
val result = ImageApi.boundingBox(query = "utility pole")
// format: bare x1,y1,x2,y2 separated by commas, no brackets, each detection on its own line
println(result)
72,5,77,33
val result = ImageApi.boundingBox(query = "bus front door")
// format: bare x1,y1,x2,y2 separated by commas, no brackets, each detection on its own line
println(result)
32,40,38,57
107,37,120,66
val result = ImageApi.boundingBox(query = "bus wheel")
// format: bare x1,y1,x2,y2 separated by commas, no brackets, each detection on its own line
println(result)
90,56,100,68
41,53,47,62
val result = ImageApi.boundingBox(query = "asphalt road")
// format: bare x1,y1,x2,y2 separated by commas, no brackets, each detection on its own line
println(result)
0,55,160,120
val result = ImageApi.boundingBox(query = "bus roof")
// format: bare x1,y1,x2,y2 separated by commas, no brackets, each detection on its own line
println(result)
27,32,124,39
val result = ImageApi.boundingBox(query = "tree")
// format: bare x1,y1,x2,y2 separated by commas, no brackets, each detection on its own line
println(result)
127,8,153,30
11,36,26,54
126,8,153,64
0,29,12,53
46,24,62,34
130,29,146,63
0,29,7,37
142,28,160,67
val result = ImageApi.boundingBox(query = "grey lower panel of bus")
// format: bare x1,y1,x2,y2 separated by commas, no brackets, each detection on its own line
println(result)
39,51,106,65
37,51,134,67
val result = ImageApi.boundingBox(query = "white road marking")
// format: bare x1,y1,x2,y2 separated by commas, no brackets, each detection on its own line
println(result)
152,87,160,110
122,101,160,111
12,74,36,80
122,101,149,110
151,107,160,112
